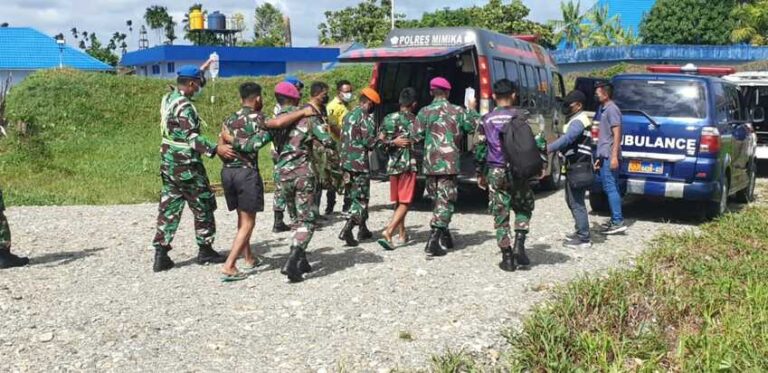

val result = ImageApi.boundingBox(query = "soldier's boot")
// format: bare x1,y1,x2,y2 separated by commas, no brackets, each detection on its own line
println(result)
272,211,291,233
0,247,29,269
325,192,336,215
281,246,304,283
357,219,373,241
499,246,517,272
153,246,174,273
439,228,454,249
299,250,312,274
197,244,226,265
342,196,351,215
338,219,359,247
514,232,531,266
424,228,447,257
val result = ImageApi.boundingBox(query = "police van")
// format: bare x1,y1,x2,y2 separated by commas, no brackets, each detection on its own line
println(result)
338,27,567,195
590,64,758,218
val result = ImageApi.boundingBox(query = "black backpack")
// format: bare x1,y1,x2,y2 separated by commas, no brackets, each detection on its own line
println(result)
501,111,544,179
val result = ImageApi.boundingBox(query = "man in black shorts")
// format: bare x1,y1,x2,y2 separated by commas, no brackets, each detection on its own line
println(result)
218,83,313,281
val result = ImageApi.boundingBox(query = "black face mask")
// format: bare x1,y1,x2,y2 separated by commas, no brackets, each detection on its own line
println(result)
562,103,573,116
321,95,330,106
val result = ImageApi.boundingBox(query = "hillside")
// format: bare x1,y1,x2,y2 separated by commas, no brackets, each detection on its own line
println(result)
0,67,372,205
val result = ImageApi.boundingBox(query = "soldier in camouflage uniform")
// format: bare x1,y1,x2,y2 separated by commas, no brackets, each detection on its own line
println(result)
414,77,480,256
151,64,235,273
0,188,29,269
270,82,334,282
337,88,381,246
475,79,533,272
271,77,305,233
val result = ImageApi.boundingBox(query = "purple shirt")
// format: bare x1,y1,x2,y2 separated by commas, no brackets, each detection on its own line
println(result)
481,107,519,168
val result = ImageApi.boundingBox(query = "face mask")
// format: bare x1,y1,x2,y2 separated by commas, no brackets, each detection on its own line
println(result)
321,95,330,106
561,103,572,116
341,92,353,103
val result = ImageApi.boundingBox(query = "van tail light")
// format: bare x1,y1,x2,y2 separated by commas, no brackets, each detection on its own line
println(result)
369,63,380,88
590,126,600,144
699,127,721,154
477,56,492,100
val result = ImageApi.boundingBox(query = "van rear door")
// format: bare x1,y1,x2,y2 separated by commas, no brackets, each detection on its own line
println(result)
612,77,708,184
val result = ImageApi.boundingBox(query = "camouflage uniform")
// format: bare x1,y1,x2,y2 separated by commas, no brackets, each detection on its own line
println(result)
152,89,218,250
380,111,419,175
273,105,334,250
0,188,10,250
474,107,535,249
226,107,272,166
414,98,480,228
340,106,377,223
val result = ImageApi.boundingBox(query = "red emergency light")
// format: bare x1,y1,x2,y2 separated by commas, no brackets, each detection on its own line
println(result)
513,34,539,43
647,64,735,77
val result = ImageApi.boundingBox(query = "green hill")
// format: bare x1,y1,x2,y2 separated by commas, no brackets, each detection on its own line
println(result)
0,66,372,206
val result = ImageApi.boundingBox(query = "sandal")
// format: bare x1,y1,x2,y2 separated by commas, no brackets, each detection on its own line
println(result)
220,271,248,282
377,238,395,251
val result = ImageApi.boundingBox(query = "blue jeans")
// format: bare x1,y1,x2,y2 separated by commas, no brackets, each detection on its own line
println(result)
565,182,590,242
599,157,624,225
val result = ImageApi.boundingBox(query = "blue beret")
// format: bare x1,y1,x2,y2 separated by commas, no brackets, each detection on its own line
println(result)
178,65,202,79
284,75,304,88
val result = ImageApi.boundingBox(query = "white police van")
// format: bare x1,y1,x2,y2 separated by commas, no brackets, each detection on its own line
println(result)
590,64,759,218
723,72,768,166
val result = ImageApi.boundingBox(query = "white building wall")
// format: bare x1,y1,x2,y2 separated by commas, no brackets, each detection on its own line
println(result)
133,60,204,79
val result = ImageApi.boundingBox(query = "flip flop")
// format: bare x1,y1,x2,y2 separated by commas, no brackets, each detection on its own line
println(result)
244,257,262,269
377,238,395,251
220,271,248,282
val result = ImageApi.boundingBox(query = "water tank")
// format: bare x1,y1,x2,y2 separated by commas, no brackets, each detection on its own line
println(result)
189,9,204,31
207,11,226,31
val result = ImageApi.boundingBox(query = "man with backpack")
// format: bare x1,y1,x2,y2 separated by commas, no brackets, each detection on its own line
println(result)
415,77,480,257
547,90,594,249
475,79,536,271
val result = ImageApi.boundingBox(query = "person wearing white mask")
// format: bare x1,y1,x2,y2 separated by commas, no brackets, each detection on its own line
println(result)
325,80,354,215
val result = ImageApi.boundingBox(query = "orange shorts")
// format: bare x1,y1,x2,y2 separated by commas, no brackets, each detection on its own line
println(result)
389,171,416,203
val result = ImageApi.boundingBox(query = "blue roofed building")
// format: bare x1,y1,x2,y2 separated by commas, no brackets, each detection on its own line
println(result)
120,45,341,79
0,27,113,86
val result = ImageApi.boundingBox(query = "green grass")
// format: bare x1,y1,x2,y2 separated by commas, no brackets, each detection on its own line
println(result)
430,207,768,372
0,66,372,205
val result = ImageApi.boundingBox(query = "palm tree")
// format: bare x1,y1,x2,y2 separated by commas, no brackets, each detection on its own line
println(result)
71,27,78,39
164,17,177,45
586,4,621,47
144,5,170,45
549,0,588,49
731,0,768,45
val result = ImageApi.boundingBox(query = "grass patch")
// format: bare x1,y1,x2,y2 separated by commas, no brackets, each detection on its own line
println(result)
430,207,768,371
0,66,372,206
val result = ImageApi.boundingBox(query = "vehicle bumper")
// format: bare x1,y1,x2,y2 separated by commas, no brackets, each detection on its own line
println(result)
593,177,717,201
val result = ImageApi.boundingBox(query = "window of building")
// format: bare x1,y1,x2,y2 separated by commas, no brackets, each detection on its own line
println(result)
152,65,160,75
167,63,175,74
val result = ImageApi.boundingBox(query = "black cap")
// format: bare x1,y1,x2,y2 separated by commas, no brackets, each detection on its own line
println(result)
564,90,586,105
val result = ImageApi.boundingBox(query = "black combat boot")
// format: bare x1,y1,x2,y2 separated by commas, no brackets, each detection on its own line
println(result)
299,250,312,274
439,228,454,249
338,219,359,247
325,191,336,215
197,244,226,264
424,228,446,257
281,246,304,283
0,247,29,269
152,246,174,272
514,232,531,266
272,211,291,233
499,246,517,272
357,218,373,241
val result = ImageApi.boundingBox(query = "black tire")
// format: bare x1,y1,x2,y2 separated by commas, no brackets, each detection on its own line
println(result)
706,176,729,219
589,191,610,214
541,154,563,191
734,158,757,204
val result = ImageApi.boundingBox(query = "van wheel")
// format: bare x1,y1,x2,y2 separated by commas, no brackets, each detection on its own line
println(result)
589,191,610,214
541,155,563,191
735,158,756,204
706,177,729,219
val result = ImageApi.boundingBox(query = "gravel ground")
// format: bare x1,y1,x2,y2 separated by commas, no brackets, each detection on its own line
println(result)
1,177,764,372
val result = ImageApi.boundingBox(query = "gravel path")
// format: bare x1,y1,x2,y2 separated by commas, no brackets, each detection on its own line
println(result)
3,178,762,372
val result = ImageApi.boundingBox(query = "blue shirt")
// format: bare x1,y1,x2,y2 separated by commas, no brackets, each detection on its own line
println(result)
597,101,621,159
548,117,586,153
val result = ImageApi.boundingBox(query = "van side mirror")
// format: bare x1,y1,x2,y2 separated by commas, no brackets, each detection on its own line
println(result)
753,107,765,123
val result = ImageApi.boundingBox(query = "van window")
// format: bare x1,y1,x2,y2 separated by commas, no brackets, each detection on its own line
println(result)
724,85,743,121
493,59,506,83
505,61,519,86
525,64,539,107
613,79,707,119
537,67,549,95
552,72,565,100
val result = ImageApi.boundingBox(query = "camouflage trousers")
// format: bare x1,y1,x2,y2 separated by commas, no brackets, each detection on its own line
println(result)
427,175,457,229
152,169,217,249
343,171,370,223
273,171,297,221
0,212,10,250
283,176,317,250
486,167,535,248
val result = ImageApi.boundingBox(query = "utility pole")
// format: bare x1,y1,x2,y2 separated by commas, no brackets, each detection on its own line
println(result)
391,0,395,30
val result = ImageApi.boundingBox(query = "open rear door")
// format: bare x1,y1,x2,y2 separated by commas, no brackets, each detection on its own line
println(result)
338,45,475,63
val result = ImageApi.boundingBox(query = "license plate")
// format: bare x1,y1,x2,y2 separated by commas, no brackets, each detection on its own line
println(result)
628,160,664,174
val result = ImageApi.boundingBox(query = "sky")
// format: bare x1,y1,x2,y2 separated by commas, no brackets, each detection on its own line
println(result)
2,0,567,51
